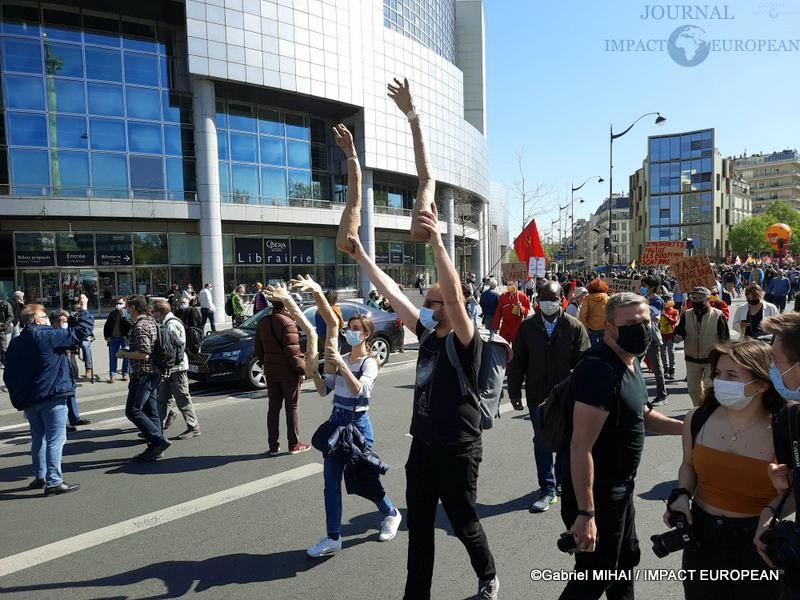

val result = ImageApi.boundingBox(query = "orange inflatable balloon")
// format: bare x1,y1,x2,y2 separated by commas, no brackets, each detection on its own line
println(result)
766,223,792,252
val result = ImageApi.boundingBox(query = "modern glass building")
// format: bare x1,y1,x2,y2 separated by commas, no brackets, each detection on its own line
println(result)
629,128,750,260
0,0,492,314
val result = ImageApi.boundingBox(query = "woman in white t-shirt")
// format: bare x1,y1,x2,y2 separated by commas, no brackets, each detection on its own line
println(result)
306,313,402,558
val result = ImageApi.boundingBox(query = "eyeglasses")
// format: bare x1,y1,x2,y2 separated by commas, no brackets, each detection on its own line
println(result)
423,299,444,309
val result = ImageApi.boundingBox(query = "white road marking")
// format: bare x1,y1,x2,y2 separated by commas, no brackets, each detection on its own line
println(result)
0,463,323,578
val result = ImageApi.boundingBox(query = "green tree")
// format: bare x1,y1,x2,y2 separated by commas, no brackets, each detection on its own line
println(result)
729,201,800,257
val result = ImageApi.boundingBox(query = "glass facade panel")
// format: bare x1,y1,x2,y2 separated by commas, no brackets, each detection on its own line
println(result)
43,9,81,42
217,131,228,160
126,87,161,121
7,112,47,146
229,133,257,162
83,15,120,47
260,136,285,165
87,83,124,116
228,103,256,132
231,163,259,203
54,116,88,149
285,113,309,140
2,5,40,37
123,51,158,86
45,42,83,78
258,107,283,136
90,152,128,196
129,155,163,194
85,46,122,82
54,151,89,195
133,233,168,265
169,233,201,264
2,37,42,73
90,118,126,151
127,122,162,154
261,167,286,203
53,78,85,113
287,169,311,198
10,148,49,194
166,158,195,196
287,140,310,169
5,75,45,110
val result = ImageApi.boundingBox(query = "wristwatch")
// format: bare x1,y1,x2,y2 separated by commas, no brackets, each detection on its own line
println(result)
667,487,691,506
577,509,595,518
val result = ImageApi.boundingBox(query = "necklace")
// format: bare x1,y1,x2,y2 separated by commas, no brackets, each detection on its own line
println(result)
724,409,770,442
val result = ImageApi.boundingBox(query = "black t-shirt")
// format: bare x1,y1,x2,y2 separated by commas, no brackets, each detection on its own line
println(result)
744,307,765,338
567,341,648,490
412,321,482,443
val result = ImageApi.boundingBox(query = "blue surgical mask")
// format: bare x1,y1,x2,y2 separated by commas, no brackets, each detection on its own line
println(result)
770,362,800,401
419,306,439,331
344,329,363,346
639,286,649,295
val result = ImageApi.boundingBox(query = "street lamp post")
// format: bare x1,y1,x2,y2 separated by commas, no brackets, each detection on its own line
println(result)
571,175,604,272
558,203,569,271
608,112,666,267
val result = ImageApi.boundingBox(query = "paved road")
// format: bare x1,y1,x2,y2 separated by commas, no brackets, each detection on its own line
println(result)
0,300,749,599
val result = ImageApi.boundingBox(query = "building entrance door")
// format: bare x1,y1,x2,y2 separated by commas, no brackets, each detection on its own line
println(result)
20,270,61,310
61,270,99,313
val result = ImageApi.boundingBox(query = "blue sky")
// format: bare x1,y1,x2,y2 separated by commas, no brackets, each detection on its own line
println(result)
484,0,800,241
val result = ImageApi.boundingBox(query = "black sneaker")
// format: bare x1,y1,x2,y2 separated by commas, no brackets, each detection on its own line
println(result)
650,397,668,407
133,440,171,462
162,411,177,431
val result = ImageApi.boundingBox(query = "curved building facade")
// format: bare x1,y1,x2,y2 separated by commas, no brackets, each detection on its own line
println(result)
0,0,490,314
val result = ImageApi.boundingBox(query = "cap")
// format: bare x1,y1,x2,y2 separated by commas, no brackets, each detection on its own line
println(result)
573,287,588,297
690,286,711,296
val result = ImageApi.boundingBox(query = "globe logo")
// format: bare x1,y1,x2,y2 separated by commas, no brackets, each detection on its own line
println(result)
667,25,711,67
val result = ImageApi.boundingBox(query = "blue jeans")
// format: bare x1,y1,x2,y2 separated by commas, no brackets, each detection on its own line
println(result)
125,373,167,446
533,430,567,496
323,407,394,538
24,397,68,487
67,393,82,425
108,337,128,377
81,339,93,370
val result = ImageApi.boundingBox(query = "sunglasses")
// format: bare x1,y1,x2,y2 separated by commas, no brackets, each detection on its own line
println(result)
423,299,444,309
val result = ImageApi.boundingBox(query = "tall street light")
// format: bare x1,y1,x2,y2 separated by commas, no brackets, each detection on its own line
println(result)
571,175,604,271
608,112,666,267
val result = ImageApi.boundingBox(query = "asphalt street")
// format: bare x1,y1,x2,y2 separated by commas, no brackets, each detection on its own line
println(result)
0,301,749,600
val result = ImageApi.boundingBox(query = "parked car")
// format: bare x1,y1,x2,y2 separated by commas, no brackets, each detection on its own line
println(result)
187,300,405,389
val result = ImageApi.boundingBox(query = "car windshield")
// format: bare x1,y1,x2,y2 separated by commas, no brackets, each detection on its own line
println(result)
238,307,271,330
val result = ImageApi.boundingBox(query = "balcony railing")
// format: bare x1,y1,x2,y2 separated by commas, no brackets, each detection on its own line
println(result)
220,193,336,210
374,205,413,217
0,185,197,201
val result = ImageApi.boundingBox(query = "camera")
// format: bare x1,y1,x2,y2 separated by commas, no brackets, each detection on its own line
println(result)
760,520,800,570
650,511,698,558
557,531,584,554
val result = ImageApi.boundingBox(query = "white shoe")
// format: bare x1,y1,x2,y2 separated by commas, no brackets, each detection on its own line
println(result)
306,536,342,558
378,510,402,542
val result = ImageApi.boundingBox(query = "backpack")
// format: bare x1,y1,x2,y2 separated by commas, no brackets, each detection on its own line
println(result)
533,355,622,452
0,300,11,326
224,295,234,316
152,317,184,372
441,331,513,430
185,326,204,356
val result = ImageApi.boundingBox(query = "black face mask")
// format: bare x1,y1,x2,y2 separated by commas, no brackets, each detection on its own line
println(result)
746,297,761,305
615,322,651,356
693,300,708,312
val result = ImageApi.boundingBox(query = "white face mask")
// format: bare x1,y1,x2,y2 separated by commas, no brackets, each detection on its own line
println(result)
539,300,561,316
60,322,69,329
713,378,757,411
180,302,189,308
116,304,125,311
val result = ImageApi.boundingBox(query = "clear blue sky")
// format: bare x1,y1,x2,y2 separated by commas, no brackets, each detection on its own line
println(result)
484,0,800,241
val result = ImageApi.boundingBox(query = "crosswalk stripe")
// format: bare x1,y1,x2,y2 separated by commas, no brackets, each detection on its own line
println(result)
0,463,323,578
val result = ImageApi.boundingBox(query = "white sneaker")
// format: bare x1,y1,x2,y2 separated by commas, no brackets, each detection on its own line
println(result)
306,536,342,558
378,510,402,542
477,575,500,600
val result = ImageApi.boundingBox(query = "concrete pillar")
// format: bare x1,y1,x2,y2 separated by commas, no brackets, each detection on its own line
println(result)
473,201,484,280
191,78,226,321
443,187,456,261
359,168,376,299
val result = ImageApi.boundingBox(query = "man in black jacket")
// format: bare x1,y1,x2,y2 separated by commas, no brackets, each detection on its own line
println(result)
3,294,93,495
175,297,203,330
103,296,133,383
508,281,590,513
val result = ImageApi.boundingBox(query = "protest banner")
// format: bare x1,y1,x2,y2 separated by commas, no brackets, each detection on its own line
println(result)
639,241,686,266
669,255,717,290
501,262,527,284
528,256,546,278
608,277,641,294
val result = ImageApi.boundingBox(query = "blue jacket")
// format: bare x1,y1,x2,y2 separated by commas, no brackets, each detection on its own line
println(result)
767,276,791,297
479,289,500,317
3,310,94,411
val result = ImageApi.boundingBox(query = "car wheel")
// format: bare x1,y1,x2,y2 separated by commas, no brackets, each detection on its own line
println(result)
371,336,390,366
245,356,267,389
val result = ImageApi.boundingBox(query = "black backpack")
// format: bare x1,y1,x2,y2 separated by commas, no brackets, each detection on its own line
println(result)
185,326,204,356
533,354,622,452
152,317,184,372
225,295,234,316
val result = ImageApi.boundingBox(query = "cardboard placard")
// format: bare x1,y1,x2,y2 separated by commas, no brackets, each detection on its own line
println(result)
669,255,717,290
639,241,686,266
528,257,546,278
608,277,641,294
501,262,527,283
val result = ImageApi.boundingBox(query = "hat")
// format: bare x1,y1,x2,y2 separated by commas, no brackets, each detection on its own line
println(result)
573,287,588,297
690,286,711,296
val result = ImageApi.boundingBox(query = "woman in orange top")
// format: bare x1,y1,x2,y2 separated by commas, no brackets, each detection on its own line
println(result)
666,339,786,599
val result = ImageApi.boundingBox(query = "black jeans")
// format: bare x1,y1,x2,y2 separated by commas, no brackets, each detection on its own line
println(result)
682,503,780,600
200,307,215,332
403,437,496,600
559,482,640,600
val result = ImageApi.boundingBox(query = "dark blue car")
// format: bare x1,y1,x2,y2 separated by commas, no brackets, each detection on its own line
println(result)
187,300,405,389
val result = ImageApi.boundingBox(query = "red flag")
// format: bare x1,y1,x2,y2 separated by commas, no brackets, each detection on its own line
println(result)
513,219,545,263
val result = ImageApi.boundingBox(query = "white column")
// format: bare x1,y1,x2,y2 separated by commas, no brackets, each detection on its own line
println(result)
359,168,375,299
473,201,484,279
191,78,226,322
443,187,456,261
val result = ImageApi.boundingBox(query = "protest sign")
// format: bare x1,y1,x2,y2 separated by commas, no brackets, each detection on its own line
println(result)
501,262,527,284
528,256,546,278
639,241,686,266
608,277,641,294
669,255,717,290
